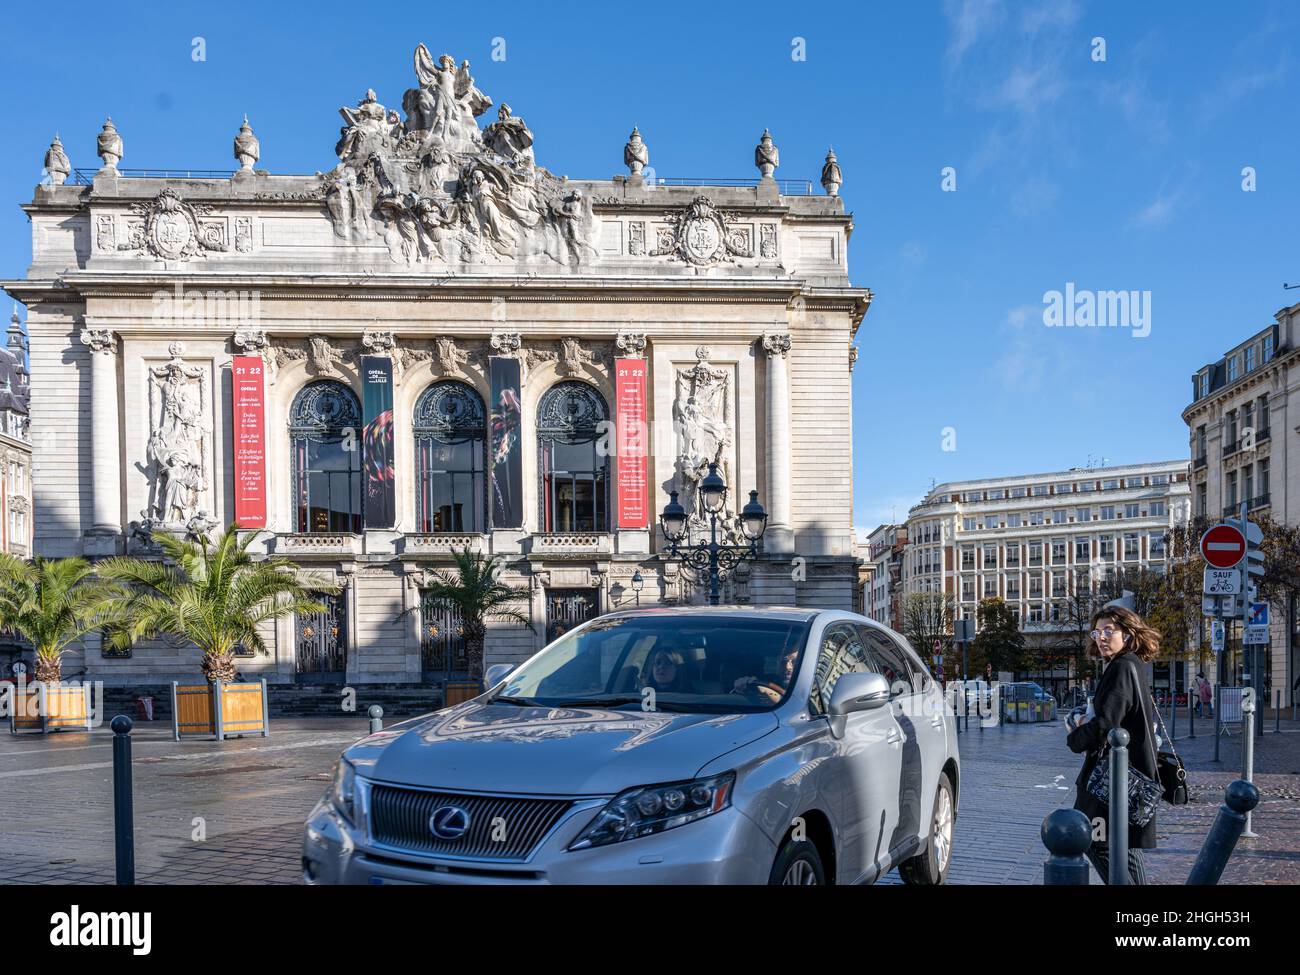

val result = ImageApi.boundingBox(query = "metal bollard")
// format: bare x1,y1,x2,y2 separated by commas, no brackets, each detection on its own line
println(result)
1171,691,1177,741
1108,727,1130,886
1275,691,1281,734
1042,809,1093,885
1185,780,1260,885
368,705,384,734
1242,694,1257,838
1213,685,1221,763
111,714,135,886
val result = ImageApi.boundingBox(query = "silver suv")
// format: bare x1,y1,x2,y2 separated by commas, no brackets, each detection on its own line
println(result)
302,607,959,885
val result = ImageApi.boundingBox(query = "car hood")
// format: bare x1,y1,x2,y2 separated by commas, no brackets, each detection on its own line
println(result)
345,702,779,796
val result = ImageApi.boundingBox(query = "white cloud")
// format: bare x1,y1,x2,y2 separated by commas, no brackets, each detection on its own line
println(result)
1127,181,1191,229
943,0,1006,71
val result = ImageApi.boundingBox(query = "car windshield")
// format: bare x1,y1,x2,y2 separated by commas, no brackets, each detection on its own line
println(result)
495,614,813,713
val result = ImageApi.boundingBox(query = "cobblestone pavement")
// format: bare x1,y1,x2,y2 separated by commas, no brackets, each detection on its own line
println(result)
2,713,1296,885
0,718,365,885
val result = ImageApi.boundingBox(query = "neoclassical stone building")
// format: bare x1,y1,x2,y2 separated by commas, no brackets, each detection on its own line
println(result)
3,45,869,692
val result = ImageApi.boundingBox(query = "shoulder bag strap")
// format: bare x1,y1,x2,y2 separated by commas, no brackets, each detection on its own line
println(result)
1149,692,1182,764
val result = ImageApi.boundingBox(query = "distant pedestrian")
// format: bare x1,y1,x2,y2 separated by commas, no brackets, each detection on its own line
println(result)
1065,606,1162,885
1198,673,1213,717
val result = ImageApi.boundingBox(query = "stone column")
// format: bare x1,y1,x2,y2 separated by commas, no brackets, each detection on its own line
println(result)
761,332,793,553
79,328,122,537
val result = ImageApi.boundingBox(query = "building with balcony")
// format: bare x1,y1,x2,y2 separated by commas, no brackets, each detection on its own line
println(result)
863,524,907,630
903,461,1191,695
1,48,869,693
1183,301,1300,702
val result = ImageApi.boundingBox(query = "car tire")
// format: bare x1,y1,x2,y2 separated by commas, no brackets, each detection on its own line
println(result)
899,772,955,885
768,834,826,885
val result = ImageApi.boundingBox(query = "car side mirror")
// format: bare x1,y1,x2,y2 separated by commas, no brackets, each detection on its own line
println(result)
826,672,892,739
484,663,515,688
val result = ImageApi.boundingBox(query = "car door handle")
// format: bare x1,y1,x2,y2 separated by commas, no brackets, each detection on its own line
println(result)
886,728,904,743
929,716,944,729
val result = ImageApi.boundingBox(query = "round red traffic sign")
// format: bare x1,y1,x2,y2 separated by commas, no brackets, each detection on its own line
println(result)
1200,524,1246,569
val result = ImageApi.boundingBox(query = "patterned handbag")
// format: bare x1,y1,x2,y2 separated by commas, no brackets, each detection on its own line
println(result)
1085,746,1163,827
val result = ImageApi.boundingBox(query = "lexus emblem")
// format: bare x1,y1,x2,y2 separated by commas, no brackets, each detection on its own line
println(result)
428,805,471,840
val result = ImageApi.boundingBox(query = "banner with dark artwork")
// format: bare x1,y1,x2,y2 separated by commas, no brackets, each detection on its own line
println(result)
361,355,395,528
489,356,523,528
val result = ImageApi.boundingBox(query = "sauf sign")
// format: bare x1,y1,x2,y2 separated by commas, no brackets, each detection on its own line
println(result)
49,907,151,955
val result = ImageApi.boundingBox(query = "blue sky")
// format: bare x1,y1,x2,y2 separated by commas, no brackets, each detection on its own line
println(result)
2,0,1296,534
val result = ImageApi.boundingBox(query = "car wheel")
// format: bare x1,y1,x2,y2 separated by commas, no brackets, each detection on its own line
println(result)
768,835,826,885
899,772,955,885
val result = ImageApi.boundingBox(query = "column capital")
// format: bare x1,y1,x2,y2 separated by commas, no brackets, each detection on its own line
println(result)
489,330,523,356
79,327,118,355
615,331,647,357
761,332,792,358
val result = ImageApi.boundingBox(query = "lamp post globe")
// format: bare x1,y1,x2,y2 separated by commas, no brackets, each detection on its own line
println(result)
741,489,767,541
699,462,727,514
659,491,687,541
630,570,644,593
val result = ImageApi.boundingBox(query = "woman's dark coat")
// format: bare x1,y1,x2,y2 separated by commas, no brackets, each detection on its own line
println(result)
1066,650,1159,849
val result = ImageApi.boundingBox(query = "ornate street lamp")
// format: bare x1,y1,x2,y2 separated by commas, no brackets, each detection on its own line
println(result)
659,463,767,605
630,570,644,607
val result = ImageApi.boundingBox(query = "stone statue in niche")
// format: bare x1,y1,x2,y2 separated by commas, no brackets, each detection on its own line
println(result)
672,348,736,538
317,42,597,269
146,344,210,526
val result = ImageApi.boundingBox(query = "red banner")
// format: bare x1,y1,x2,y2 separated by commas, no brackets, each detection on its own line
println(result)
615,358,649,528
231,356,266,528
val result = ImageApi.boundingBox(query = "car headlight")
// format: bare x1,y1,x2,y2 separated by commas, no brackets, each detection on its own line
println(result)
330,758,358,824
568,772,735,851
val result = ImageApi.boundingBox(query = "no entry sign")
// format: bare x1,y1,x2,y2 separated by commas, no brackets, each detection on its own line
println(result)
1200,524,1246,569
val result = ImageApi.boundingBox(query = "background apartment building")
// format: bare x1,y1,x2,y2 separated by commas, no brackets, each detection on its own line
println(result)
1183,300,1300,703
863,523,907,630
904,461,1190,697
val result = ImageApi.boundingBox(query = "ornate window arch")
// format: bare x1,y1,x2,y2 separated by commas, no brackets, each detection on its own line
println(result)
289,380,362,534
414,380,488,533
537,380,609,533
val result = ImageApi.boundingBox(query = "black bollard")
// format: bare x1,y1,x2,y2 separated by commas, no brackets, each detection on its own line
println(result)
1108,727,1130,886
368,704,384,734
1042,808,1093,885
1185,780,1260,885
111,714,135,886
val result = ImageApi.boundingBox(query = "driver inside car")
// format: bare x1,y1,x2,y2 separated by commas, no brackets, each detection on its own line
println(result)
731,646,800,704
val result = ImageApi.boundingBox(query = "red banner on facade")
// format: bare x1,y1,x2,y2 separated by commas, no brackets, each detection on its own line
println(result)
615,358,649,529
231,356,266,528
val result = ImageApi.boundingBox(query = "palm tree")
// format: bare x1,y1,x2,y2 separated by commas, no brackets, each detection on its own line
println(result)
0,555,127,683
419,549,532,680
98,524,337,684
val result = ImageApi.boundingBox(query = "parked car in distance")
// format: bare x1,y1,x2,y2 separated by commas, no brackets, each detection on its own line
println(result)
303,607,961,885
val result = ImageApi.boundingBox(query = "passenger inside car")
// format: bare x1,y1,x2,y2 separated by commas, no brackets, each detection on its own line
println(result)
730,646,800,704
643,650,689,694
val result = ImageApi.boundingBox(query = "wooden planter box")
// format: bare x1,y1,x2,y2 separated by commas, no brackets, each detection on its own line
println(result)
172,680,270,741
443,680,484,708
9,683,93,735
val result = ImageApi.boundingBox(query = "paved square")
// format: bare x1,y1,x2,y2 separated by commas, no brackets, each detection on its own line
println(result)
2,712,1296,885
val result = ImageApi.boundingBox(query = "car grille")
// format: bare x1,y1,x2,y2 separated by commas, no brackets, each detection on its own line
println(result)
368,784,575,861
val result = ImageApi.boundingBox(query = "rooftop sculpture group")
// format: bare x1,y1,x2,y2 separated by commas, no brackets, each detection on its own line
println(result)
321,43,596,268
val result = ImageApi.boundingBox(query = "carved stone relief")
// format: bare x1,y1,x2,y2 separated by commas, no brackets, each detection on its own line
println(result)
651,196,753,266
145,342,212,527
673,348,736,538
317,45,598,269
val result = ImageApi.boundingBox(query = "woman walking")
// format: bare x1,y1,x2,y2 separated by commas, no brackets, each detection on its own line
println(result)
1065,606,1161,885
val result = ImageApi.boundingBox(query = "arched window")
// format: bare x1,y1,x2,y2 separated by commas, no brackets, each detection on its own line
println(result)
289,381,362,534
414,380,487,533
537,381,609,533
